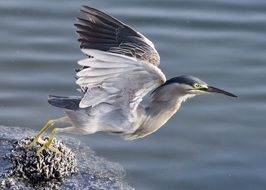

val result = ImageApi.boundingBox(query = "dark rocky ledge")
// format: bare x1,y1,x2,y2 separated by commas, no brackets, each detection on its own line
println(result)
0,126,133,190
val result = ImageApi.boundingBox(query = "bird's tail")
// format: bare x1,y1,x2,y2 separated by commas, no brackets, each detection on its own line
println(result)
48,95,81,110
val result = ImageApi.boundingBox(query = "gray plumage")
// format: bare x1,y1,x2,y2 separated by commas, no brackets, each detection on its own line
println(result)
48,6,237,140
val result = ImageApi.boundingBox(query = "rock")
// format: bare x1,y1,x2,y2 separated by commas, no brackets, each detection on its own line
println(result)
0,126,133,190
8,137,78,185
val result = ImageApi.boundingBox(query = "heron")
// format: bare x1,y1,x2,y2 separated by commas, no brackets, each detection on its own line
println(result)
27,6,237,156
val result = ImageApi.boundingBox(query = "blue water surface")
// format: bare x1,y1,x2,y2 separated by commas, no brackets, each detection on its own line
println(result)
0,0,266,189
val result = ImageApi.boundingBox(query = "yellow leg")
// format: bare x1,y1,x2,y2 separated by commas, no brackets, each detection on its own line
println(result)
36,128,63,156
26,119,56,148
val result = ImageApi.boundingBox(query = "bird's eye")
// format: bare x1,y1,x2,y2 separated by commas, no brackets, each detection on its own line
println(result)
193,83,200,89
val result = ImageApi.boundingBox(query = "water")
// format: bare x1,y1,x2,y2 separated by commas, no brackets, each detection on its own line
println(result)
0,0,266,189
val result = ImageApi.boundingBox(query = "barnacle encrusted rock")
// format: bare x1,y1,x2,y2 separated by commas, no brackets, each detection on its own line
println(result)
0,137,78,189
9,137,78,183
0,126,133,190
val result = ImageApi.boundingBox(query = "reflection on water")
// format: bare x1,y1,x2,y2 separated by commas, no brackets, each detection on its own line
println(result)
0,0,266,189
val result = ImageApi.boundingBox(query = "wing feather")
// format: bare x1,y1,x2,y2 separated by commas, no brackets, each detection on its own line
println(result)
75,7,165,111
76,50,165,109
76,68,134,77
76,6,160,66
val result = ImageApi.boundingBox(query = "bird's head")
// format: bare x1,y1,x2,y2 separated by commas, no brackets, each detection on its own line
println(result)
161,75,237,101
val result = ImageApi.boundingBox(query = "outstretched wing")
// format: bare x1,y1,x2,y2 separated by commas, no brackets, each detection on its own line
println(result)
75,6,160,66
76,49,165,109
75,6,165,110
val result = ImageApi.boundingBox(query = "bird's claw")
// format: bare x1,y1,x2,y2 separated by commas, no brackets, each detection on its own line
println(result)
25,119,63,157
25,135,62,157
36,143,63,157
25,136,47,148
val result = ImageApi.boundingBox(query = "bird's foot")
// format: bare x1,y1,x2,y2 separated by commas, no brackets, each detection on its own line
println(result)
36,128,63,157
25,119,56,149
25,136,47,148
36,141,62,157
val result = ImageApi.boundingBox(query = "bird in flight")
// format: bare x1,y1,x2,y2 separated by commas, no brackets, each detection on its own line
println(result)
27,6,237,156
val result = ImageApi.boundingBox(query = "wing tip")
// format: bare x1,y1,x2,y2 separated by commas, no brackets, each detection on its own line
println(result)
75,5,160,66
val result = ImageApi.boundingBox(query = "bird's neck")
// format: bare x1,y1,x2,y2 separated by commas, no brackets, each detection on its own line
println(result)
131,85,191,139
